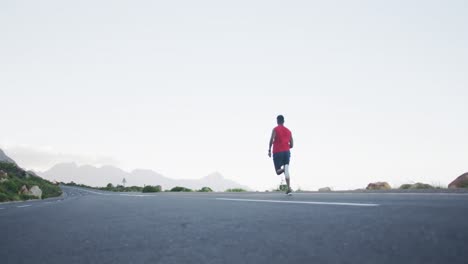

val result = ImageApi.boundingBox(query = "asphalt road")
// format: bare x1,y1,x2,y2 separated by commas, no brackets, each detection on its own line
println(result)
1,186,468,264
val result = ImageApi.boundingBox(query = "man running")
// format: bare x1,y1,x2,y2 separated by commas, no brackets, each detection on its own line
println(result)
268,115,294,195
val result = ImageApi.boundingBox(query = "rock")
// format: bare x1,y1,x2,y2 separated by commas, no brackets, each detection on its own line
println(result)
318,187,332,192
18,185,42,198
29,186,42,199
448,173,468,188
366,182,391,190
19,185,29,194
0,170,8,182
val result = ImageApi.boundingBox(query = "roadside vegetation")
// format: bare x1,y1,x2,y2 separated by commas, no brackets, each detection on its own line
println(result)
170,186,193,192
142,185,162,193
64,182,202,193
197,187,213,192
273,184,288,192
102,183,146,192
399,183,436,190
63,182,93,188
64,182,146,192
0,162,62,202
225,188,247,192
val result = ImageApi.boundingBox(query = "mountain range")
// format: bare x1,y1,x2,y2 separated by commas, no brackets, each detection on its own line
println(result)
0,149,16,164
39,163,250,191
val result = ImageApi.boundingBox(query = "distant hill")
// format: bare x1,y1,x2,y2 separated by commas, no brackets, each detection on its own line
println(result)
0,149,62,202
39,163,251,191
0,149,16,164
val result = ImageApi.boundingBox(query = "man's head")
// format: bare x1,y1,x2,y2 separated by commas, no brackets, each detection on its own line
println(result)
276,115,285,125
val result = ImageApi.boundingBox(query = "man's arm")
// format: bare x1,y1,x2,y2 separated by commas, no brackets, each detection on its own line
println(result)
268,129,276,157
289,135,294,149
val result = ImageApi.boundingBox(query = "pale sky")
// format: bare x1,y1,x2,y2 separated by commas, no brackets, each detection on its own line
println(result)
1,0,467,191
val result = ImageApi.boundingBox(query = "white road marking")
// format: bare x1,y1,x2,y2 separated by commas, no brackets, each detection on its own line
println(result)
216,198,379,207
0,208,5,210
64,187,112,196
17,205,32,208
64,187,148,197
119,194,146,197
292,192,468,196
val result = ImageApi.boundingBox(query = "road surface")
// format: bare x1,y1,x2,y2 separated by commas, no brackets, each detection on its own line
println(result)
1,186,468,263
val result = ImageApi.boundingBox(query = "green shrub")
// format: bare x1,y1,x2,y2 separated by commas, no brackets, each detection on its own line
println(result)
399,184,412,189
399,183,434,190
0,162,23,177
130,186,144,192
198,187,213,192
225,188,247,192
170,186,193,192
19,194,37,200
142,185,162,193
0,192,9,202
279,184,288,192
39,184,62,199
3,180,20,193
412,183,434,189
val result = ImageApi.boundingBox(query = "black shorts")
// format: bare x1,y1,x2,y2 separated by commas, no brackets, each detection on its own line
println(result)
273,151,290,171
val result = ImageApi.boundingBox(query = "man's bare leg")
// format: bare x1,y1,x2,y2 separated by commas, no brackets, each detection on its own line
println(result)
284,164,292,193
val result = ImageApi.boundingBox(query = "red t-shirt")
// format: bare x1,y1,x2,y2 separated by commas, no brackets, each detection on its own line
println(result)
273,125,292,153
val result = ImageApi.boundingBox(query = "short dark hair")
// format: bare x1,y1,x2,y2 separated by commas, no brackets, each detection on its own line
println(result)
276,115,284,124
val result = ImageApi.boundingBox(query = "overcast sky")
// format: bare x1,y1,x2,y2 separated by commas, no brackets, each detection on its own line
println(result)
1,0,467,190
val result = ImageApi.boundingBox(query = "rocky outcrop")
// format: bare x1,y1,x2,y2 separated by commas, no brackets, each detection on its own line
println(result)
448,173,468,188
0,170,8,182
366,182,391,190
19,185,29,194
29,186,42,198
1,160,61,201
18,185,43,198
318,187,332,192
